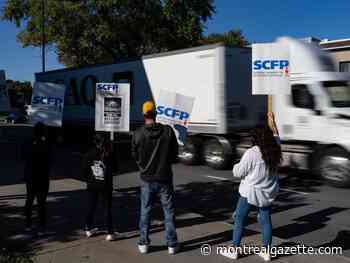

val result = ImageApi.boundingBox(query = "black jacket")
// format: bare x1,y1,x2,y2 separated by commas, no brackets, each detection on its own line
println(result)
132,123,178,183
82,147,114,192
23,138,51,186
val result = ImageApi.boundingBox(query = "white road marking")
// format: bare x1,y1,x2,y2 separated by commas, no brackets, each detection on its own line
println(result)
205,175,231,181
203,175,309,195
279,188,309,195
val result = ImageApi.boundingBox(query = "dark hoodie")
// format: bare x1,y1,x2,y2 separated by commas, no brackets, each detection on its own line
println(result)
82,147,114,192
24,137,51,186
132,123,178,183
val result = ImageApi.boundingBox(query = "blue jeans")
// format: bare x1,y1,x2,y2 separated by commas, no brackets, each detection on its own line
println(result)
232,196,272,247
139,181,178,247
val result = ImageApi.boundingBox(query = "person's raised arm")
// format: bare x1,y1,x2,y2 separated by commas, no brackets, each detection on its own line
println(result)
267,112,280,145
267,112,279,136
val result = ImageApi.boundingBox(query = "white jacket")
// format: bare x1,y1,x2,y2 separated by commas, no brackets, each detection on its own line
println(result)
233,146,279,207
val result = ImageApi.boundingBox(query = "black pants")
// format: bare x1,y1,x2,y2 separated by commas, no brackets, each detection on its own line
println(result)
85,189,113,234
25,181,49,228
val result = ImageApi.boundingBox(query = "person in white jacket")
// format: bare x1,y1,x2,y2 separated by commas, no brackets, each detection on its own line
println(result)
221,113,281,261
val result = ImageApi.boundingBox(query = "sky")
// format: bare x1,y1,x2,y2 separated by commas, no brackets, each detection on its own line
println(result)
1,0,350,83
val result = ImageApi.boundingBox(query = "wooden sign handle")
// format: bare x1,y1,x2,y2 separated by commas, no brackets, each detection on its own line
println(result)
268,95,273,113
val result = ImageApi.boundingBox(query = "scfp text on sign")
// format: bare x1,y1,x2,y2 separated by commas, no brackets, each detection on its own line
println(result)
253,60,289,70
156,106,190,121
96,83,118,92
32,96,63,106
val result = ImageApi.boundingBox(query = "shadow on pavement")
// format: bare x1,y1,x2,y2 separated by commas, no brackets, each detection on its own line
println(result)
272,207,348,240
1,145,348,257
0,178,315,255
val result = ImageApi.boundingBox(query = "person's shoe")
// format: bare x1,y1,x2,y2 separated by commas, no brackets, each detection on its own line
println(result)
168,244,180,255
138,244,149,254
85,228,98,238
219,246,238,259
105,234,117,241
258,251,271,262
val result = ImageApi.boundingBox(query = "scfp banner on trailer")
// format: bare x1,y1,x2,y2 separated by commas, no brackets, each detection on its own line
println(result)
156,89,194,146
252,43,290,95
95,83,130,132
31,82,66,127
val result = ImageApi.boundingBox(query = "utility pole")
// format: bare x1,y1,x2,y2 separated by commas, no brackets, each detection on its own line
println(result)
41,0,46,72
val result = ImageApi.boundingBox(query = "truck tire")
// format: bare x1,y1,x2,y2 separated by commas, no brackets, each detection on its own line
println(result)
316,147,350,188
202,137,232,170
178,137,202,165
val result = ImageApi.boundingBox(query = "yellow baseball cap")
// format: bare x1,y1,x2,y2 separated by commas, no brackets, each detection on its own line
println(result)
142,101,156,115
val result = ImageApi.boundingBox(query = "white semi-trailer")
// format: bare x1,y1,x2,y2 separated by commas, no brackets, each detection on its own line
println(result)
35,37,350,187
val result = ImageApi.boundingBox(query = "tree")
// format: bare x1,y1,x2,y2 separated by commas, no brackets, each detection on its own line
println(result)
2,0,215,67
201,29,249,47
6,79,32,107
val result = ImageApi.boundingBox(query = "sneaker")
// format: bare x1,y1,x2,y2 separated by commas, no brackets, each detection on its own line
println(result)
106,234,117,241
85,228,98,238
219,246,238,259
258,251,271,262
168,244,180,255
138,244,149,254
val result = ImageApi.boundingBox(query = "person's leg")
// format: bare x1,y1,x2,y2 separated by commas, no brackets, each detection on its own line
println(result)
257,206,272,248
139,181,155,245
159,183,178,248
37,182,49,230
232,196,251,246
85,190,99,231
103,190,114,234
25,182,35,228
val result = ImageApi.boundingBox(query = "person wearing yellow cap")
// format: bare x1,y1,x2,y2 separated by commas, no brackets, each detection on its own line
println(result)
132,100,180,255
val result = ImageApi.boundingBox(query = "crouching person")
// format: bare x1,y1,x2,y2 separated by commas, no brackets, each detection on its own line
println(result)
132,101,179,255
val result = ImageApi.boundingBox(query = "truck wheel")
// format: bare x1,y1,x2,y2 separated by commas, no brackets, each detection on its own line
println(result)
203,138,232,170
178,137,201,165
317,147,350,188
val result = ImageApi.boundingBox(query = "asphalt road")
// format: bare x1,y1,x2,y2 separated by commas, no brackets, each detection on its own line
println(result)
1,125,350,261
113,162,350,258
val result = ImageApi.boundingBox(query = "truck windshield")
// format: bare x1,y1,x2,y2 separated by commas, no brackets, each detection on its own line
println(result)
323,81,350,107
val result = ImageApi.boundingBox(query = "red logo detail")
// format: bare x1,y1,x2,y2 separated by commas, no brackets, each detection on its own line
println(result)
285,66,289,76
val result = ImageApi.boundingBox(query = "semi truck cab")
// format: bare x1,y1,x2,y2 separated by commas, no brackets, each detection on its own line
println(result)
272,38,350,186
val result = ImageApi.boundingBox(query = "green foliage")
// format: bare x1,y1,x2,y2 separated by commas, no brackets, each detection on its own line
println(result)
201,29,249,47
1,0,215,67
6,79,32,106
6,80,32,92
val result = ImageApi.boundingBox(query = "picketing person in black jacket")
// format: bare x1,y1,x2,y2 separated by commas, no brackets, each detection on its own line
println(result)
24,122,51,235
132,101,179,255
82,133,117,241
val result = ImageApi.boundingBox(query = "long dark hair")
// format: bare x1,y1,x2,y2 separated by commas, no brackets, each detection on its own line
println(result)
251,125,282,174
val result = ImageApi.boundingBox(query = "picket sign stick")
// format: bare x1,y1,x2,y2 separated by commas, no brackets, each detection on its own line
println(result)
110,130,119,192
268,95,273,113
